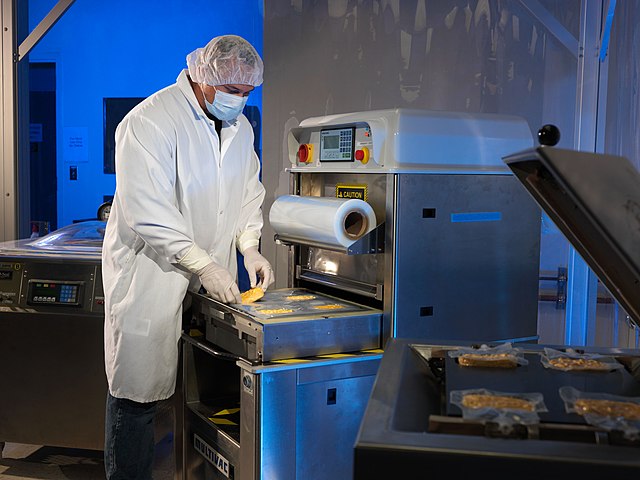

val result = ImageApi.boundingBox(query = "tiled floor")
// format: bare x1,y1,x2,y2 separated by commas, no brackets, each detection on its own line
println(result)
0,443,105,480
0,401,177,480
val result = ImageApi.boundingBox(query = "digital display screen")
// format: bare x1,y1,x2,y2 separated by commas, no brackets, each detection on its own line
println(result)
28,280,81,306
320,127,355,162
323,135,339,150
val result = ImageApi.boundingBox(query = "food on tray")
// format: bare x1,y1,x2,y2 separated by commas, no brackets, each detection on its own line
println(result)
541,348,623,372
574,399,640,420
458,352,518,368
256,308,294,315
548,357,608,370
559,387,640,438
461,394,535,412
313,304,345,310
286,294,316,301
241,287,264,304
449,343,528,368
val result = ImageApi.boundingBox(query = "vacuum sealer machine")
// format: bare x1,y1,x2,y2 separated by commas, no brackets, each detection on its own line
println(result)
354,146,640,479
0,221,107,453
183,109,544,479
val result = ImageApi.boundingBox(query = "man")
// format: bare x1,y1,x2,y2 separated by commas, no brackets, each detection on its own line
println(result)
101,35,274,479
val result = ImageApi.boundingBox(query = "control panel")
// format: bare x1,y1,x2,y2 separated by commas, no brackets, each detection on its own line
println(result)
319,127,355,161
289,109,536,173
27,280,83,306
0,259,103,315
294,122,375,168
0,261,22,305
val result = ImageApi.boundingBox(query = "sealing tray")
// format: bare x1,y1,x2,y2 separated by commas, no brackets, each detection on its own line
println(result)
189,288,382,362
234,288,369,320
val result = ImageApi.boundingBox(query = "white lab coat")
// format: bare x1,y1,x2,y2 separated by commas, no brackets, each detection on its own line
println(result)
102,70,265,402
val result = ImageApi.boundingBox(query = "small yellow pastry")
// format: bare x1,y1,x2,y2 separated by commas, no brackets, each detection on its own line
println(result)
241,287,264,304
257,308,294,315
548,357,608,371
286,295,316,301
574,399,640,420
458,353,518,368
462,394,534,412
313,304,345,310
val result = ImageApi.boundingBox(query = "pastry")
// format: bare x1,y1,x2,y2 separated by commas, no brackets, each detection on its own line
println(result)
462,394,534,412
241,287,264,304
458,353,518,368
257,308,293,315
574,398,640,420
313,304,345,310
548,357,609,371
286,295,316,301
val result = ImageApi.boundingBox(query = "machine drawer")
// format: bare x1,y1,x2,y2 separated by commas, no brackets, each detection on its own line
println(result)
183,335,243,479
190,288,383,362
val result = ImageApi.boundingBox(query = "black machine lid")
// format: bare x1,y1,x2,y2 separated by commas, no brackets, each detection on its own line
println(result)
503,146,640,327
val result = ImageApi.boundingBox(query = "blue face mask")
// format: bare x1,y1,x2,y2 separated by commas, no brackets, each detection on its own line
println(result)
203,86,248,121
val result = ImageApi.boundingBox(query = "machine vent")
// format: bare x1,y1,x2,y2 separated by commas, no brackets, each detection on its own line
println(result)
420,306,434,317
422,208,436,218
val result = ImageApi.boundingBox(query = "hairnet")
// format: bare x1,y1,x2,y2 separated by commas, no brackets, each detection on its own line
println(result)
186,35,263,87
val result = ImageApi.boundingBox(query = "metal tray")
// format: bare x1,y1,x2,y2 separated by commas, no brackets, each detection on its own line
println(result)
189,288,382,362
355,339,640,479
234,288,370,320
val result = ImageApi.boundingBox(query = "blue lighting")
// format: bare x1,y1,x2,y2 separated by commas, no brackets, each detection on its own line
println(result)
450,212,502,223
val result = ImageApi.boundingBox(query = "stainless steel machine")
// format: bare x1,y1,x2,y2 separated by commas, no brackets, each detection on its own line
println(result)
0,221,107,452
183,289,381,480
354,146,640,479
355,338,640,480
183,109,543,479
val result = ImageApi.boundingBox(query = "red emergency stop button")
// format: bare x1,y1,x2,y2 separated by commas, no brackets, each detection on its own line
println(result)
355,146,370,164
298,144,313,164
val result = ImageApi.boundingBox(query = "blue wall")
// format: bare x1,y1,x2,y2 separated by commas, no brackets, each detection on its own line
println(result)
29,0,263,227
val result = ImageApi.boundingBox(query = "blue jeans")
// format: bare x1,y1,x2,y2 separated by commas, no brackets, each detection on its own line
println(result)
105,392,158,480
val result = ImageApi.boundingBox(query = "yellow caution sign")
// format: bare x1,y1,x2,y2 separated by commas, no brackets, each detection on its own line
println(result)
336,184,368,201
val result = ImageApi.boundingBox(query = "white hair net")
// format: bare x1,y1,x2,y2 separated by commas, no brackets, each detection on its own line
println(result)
186,35,263,87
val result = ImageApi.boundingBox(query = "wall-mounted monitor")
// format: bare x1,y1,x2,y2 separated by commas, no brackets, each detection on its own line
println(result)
103,97,145,174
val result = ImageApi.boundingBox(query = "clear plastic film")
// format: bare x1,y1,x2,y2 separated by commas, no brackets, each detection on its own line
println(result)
450,388,547,434
559,386,640,440
448,343,528,368
269,195,376,248
540,347,624,372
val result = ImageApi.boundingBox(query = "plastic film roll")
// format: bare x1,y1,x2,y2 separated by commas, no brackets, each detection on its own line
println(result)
269,195,377,248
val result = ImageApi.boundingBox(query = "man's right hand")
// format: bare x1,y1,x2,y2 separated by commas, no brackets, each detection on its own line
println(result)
195,262,241,304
